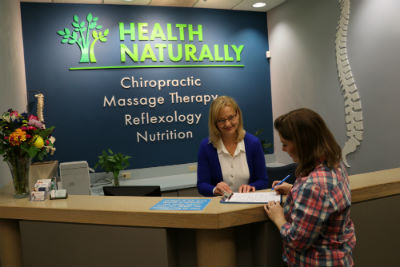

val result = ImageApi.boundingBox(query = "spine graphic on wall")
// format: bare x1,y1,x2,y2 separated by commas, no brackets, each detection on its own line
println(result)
34,93,56,155
34,93,44,123
335,0,363,167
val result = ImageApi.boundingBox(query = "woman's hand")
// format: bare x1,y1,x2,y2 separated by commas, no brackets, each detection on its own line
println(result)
264,201,286,229
238,184,256,193
214,182,232,196
271,181,293,195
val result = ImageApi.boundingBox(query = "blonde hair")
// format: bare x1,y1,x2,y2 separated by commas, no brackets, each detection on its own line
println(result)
208,96,245,148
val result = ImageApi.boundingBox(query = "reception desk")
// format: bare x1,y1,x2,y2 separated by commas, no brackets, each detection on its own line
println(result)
1,167,399,266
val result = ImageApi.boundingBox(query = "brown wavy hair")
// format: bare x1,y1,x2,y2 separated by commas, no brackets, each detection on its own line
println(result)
274,108,342,177
208,96,245,148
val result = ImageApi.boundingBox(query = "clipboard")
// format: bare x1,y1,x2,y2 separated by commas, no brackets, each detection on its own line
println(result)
220,191,282,204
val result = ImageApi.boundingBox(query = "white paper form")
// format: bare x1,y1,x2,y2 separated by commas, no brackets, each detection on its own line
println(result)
221,191,281,204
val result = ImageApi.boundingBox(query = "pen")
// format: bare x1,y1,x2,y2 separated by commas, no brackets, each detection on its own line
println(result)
223,191,233,201
272,174,291,190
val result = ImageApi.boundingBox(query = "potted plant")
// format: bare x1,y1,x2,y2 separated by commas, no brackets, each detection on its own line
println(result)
254,129,272,153
94,149,131,186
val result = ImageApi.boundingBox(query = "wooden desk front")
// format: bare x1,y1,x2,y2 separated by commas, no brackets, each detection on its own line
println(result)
0,167,399,266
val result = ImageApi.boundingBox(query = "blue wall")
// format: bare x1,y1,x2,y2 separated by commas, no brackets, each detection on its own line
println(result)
21,3,273,169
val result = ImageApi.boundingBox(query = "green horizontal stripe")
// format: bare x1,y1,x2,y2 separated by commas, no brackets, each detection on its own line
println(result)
69,64,244,70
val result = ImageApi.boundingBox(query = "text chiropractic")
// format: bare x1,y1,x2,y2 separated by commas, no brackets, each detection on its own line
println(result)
121,76,201,90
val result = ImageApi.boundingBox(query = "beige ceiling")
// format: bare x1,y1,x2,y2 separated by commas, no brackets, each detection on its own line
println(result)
21,0,286,12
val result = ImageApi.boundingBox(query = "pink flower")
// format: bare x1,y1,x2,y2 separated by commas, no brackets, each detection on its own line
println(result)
9,111,19,121
28,119,44,129
21,126,37,131
10,111,19,117
28,114,39,121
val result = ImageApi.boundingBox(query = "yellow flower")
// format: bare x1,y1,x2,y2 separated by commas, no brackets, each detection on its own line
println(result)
32,135,44,149
9,128,27,146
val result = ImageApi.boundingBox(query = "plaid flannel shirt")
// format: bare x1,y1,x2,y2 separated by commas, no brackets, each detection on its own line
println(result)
280,162,356,267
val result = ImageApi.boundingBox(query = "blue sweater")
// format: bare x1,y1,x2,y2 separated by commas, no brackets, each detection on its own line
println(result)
197,132,269,196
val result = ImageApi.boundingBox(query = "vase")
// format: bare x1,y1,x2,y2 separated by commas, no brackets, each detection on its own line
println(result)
113,173,120,187
6,153,32,198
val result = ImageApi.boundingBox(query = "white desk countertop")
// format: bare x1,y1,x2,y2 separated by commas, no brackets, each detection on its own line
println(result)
121,173,197,191
90,173,197,195
89,162,285,195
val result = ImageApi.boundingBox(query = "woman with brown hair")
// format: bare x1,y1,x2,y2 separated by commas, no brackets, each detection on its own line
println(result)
197,96,269,196
264,108,356,267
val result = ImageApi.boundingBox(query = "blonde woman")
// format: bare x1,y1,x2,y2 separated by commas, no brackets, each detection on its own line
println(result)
197,96,269,196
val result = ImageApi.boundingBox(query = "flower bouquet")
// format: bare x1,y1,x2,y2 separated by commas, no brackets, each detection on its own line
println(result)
0,109,55,198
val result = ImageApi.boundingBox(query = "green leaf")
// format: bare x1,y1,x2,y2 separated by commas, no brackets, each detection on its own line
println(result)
96,25,103,30
255,129,263,136
99,37,107,42
61,38,69,44
72,31,77,39
92,31,98,38
72,22,79,28
68,39,76,44
87,13,93,22
95,149,131,177
57,30,65,36
93,17,98,22
73,15,79,22
80,21,85,28
23,146,39,158
64,28,70,35
89,22,97,29
263,143,272,149
34,126,54,138
104,29,109,36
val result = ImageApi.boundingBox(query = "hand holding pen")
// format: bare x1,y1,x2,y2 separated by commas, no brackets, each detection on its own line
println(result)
271,175,293,195
215,181,232,196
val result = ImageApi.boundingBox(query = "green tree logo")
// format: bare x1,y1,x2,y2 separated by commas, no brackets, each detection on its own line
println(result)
57,13,109,63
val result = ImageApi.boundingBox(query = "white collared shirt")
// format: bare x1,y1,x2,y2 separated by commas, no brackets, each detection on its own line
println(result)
216,139,250,192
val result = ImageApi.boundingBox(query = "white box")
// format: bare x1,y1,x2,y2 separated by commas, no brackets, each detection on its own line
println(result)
30,191,46,201
59,161,90,195
34,179,52,192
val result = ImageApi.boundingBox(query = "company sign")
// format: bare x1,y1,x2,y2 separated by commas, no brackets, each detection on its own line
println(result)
21,3,273,169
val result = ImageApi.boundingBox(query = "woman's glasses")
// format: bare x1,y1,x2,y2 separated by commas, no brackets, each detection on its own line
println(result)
216,113,238,125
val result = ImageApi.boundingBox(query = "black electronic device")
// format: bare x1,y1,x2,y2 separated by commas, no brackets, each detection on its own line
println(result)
103,185,161,197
